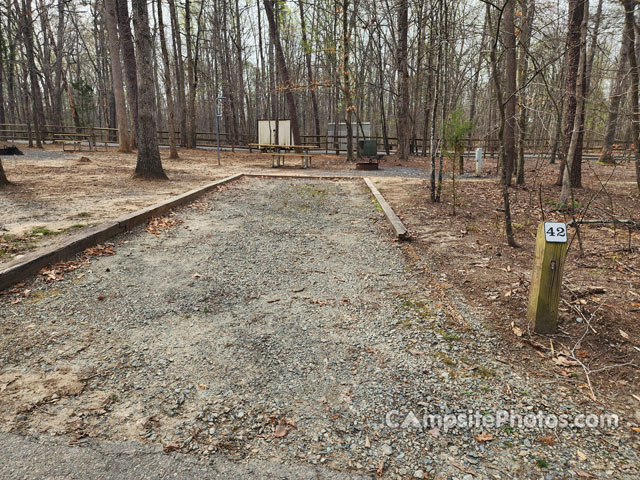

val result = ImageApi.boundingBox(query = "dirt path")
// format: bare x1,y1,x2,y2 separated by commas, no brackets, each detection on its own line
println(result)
1,178,638,479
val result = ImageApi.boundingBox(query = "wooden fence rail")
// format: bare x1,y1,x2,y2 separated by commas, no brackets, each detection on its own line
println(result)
0,123,620,156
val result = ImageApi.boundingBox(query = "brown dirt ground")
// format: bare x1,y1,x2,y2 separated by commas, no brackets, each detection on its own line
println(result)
371,153,640,412
1,144,639,412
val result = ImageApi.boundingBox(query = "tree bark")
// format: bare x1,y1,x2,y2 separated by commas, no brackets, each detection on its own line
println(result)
0,29,6,133
185,0,196,148
556,0,585,186
0,158,10,186
19,0,45,148
51,0,65,126
560,0,589,205
104,0,131,152
516,0,534,185
397,0,410,160
117,0,139,148
623,0,640,192
167,0,187,147
157,0,178,159
503,0,517,185
131,0,167,179
489,4,518,246
263,0,301,145
298,0,321,145
600,5,631,164
342,0,354,161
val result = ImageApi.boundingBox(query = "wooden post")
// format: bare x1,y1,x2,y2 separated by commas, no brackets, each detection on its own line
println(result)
527,222,568,333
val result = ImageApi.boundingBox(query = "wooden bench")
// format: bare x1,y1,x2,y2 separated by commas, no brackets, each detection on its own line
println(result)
267,152,315,169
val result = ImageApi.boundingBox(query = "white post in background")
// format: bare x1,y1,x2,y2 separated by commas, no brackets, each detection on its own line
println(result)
475,147,483,176
215,96,226,167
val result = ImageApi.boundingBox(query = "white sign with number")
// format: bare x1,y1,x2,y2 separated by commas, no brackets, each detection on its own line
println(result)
544,222,568,243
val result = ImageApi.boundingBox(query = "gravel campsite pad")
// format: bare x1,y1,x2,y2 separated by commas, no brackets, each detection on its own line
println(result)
1,177,638,479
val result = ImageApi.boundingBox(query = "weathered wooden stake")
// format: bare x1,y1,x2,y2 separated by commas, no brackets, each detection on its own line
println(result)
527,222,568,333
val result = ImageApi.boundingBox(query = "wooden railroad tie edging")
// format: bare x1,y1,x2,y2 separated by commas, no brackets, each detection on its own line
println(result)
363,177,410,240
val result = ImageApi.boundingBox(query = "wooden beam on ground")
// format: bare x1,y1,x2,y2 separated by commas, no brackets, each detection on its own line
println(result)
363,178,409,240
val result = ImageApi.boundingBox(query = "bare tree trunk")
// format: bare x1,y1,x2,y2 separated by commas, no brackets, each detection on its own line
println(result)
157,0,178,159
131,0,167,179
263,0,301,145
51,0,65,126
19,0,45,148
429,1,442,202
556,0,585,186
298,0,321,145
516,0,534,185
397,0,410,160
185,0,195,148
489,3,518,247
117,0,138,147
503,0,517,185
0,30,6,133
104,0,131,152
342,0,354,161
601,4,631,164
623,0,640,192
168,0,187,147
560,0,589,205
0,158,10,186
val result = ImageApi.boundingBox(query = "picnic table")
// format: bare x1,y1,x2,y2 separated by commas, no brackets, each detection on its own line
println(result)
250,144,318,169
53,133,101,152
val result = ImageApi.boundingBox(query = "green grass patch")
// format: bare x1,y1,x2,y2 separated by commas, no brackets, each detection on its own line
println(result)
536,458,549,469
30,226,56,236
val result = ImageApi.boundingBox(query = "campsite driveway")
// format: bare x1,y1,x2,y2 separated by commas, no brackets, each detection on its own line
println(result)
1,178,638,479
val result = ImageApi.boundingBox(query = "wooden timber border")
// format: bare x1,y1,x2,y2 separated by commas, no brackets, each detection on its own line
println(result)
0,172,409,291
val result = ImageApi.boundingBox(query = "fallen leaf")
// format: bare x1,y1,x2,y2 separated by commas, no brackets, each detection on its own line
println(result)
273,417,296,438
573,468,595,478
554,355,580,367
97,296,105,301
538,436,555,446
511,321,523,337
619,329,630,340
198,384,208,390
84,244,116,256
274,423,288,437
577,449,587,461
631,427,640,433
449,459,475,474
409,349,426,357
163,442,181,453
474,432,494,442
267,298,281,303
376,460,385,476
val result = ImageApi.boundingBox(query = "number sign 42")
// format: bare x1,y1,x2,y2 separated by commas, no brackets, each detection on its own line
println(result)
544,222,568,243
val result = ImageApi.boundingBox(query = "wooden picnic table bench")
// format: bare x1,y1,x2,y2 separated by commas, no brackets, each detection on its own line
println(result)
53,133,102,152
249,143,318,153
267,152,315,169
